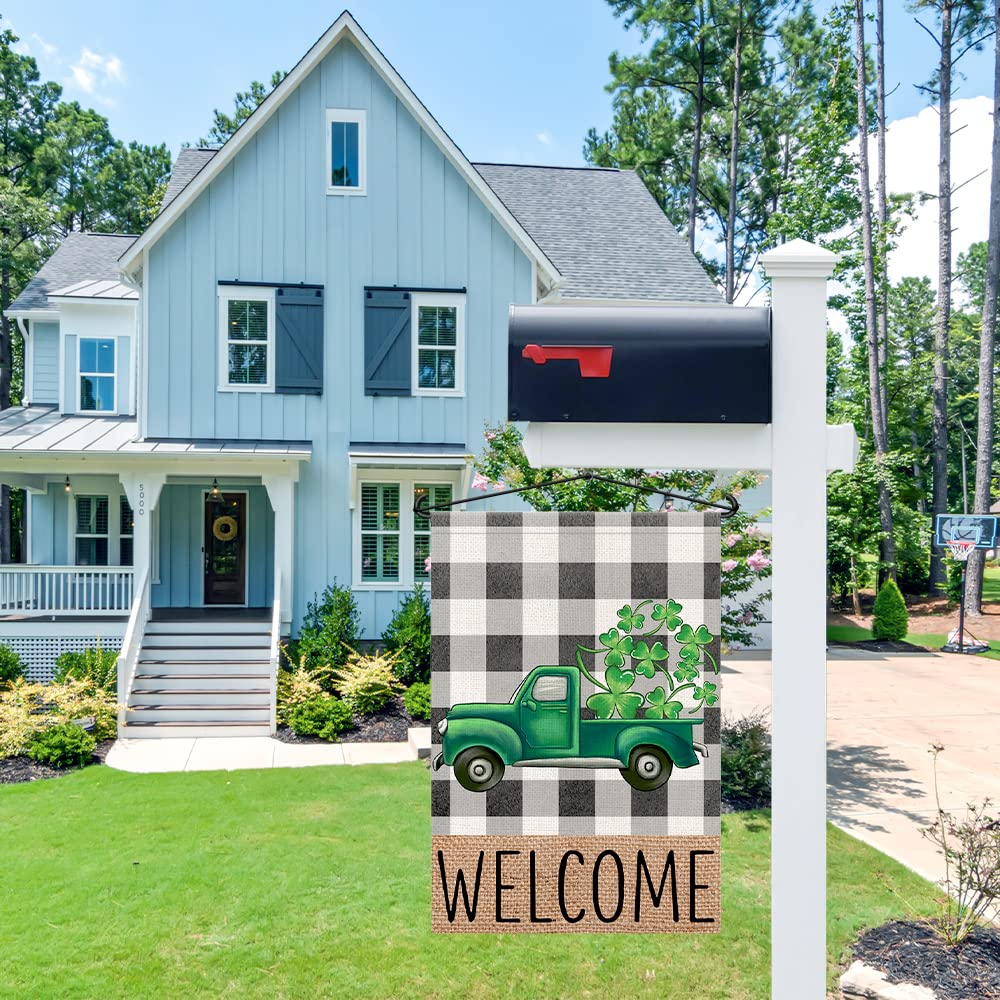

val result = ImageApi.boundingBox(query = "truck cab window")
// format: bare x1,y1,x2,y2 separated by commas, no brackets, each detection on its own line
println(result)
532,675,567,701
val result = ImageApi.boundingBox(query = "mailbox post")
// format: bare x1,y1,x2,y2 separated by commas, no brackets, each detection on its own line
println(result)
514,239,847,997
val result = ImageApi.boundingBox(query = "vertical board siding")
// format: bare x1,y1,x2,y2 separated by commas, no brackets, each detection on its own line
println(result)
62,335,76,412
31,323,60,404
144,38,533,634
152,484,274,608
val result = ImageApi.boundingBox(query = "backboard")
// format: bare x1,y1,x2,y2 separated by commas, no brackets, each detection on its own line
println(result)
933,513,999,550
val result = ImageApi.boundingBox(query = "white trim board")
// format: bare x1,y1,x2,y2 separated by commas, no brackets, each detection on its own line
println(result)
117,12,561,293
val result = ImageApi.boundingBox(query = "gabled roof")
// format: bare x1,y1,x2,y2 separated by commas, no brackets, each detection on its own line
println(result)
7,233,138,313
473,164,721,304
118,11,561,290
161,148,217,210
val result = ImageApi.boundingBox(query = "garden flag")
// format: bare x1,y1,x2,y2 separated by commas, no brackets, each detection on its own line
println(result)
430,511,722,932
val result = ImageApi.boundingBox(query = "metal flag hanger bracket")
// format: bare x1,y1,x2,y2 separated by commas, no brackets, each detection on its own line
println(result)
413,471,740,518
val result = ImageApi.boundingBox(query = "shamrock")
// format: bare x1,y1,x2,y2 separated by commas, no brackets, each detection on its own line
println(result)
673,660,699,683
643,686,683,720
586,666,643,719
651,599,684,630
676,623,714,661
693,681,719,707
599,628,634,669
630,640,669,678
616,604,645,633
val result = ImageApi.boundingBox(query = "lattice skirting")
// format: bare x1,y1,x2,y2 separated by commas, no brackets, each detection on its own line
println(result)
3,628,127,682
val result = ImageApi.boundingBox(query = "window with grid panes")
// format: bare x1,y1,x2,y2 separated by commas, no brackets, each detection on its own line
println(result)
416,304,458,391
360,483,400,581
222,295,271,387
413,483,451,581
75,496,109,566
119,495,134,566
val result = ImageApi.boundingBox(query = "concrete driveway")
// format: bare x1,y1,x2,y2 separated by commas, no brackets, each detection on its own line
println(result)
724,647,1000,885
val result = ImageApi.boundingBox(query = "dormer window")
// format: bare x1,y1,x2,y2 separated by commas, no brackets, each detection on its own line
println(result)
326,109,366,195
78,337,116,412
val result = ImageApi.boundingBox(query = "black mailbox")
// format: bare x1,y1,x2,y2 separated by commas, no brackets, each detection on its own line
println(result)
508,304,771,424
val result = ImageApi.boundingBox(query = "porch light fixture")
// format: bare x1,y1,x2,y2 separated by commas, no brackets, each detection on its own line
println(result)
211,478,220,497
64,476,71,493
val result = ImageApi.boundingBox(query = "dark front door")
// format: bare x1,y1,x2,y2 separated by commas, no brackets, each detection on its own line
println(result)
204,493,247,605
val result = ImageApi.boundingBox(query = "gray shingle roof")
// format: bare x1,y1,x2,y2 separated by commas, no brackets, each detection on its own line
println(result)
161,147,218,210
7,233,138,312
473,164,722,304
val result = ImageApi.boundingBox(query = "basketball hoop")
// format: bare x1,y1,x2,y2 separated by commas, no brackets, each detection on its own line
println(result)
945,539,976,562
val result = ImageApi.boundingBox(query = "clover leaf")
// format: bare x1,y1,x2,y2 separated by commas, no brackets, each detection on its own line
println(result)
673,660,699,683
616,604,645,633
643,686,683,719
676,623,714,660
599,628,634,669
693,681,719,707
630,640,669,678
586,665,643,719
651,599,684,630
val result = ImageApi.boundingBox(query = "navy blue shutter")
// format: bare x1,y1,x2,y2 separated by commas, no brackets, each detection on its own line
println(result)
275,286,324,395
364,289,411,395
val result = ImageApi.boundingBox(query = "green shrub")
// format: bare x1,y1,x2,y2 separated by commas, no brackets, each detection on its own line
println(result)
721,712,771,809
331,648,403,715
382,585,431,684
26,722,97,768
297,582,361,679
0,645,25,686
54,643,119,692
403,681,431,720
287,695,353,741
872,579,909,641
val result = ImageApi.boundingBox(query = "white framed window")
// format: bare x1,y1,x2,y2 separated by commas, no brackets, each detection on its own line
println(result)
217,287,275,392
326,108,366,196
75,495,109,566
78,337,116,413
354,472,460,589
412,292,464,396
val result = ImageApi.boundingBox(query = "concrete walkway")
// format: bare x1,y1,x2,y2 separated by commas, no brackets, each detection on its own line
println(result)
725,647,1000,885
106,734,425,774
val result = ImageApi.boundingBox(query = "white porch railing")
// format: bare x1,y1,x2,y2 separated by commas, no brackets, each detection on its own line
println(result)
268,569,282,735
116,566,151,729
0,566,135,616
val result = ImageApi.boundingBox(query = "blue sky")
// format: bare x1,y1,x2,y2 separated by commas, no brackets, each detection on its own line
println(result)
4,1,996,165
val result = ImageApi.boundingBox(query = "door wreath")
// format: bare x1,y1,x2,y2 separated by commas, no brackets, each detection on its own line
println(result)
213,515,238,542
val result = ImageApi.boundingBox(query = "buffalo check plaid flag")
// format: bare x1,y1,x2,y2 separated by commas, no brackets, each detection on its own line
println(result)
430,511,722,838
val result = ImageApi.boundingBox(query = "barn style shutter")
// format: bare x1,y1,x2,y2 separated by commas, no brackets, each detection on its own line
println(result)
275,286,324,395
364,289,411,395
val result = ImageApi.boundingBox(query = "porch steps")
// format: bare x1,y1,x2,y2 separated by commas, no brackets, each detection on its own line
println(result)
123,616,273,738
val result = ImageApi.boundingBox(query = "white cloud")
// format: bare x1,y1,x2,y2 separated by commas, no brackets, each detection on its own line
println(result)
31,33,58,59
66,48,125,100
535,130,553,145
875,95,993,287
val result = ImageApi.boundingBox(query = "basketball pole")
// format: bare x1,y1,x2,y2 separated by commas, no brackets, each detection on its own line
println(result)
958,558,967,655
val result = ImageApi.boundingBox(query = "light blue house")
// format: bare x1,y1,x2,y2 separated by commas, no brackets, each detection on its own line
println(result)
0,12,720,735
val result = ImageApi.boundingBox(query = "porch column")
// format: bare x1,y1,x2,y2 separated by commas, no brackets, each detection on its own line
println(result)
262,472,295,626
760,238,839,1000
119,471,166,594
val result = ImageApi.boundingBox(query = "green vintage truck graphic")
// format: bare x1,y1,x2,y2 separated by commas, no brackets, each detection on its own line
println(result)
432,664,708,792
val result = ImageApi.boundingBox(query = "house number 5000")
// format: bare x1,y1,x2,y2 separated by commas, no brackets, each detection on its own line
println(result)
136,484,145,517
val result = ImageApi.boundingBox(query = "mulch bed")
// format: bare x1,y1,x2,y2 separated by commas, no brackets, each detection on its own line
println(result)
0,738,114,785
275,695,426,745
853,920,1000,999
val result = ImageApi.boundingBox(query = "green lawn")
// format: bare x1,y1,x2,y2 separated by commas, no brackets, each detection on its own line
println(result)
828,622,1000,660
0,764,938,999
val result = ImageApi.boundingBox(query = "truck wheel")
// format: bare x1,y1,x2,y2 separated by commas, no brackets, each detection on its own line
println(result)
454,747,505,792
620,746,673,791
